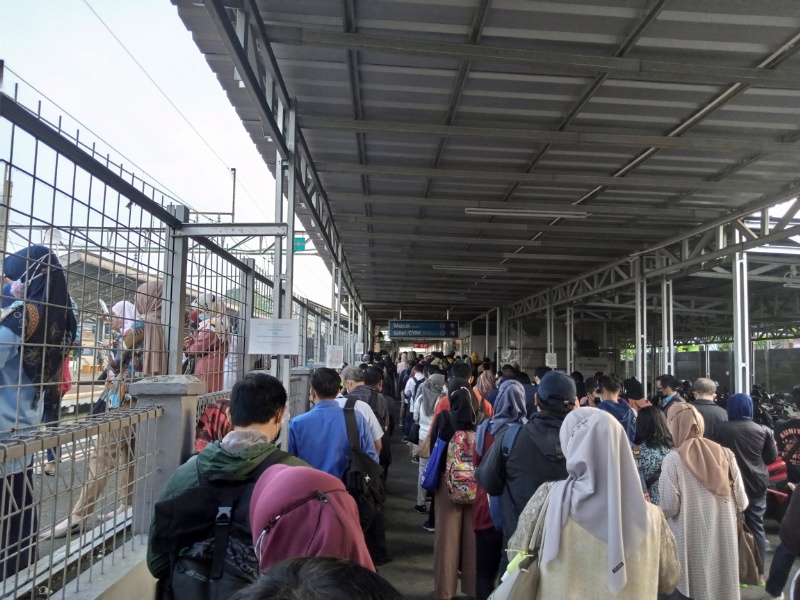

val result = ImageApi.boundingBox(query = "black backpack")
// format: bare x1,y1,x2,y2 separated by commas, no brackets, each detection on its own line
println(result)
342,397,386,530
151,448,288,600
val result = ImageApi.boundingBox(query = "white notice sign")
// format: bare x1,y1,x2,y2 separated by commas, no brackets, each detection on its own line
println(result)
248,319,300,355
355,342,365,356
545,352,558,368
326,345,344,369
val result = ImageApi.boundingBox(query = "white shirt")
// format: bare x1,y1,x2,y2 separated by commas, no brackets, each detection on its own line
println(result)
404,372,425,407
335,394,384,442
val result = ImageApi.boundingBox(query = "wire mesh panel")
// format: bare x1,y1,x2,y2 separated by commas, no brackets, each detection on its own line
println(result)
0,407,161,599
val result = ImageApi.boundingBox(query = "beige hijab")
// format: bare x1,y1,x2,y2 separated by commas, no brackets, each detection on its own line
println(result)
135,280,167,376
667,403,730,497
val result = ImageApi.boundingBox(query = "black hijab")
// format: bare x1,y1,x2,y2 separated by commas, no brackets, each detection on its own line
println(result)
431,377,479,445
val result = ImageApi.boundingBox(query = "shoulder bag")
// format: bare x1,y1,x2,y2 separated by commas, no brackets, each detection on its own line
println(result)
728,451,761,585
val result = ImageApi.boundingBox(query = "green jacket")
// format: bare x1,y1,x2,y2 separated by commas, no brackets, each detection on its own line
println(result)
147,435,306,579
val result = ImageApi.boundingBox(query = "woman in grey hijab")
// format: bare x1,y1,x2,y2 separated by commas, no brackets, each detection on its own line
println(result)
413,373,445,513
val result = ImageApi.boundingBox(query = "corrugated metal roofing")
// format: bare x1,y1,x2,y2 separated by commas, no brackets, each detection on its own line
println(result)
174,0,800,321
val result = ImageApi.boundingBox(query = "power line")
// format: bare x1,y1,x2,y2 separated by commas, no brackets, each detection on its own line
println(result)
79,0,271,221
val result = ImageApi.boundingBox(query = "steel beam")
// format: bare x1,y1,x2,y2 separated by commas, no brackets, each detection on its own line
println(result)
317,162,769,194
174,223,288,237
299,116,800,158
328,193,721,219
264,26,800,90
660,276,674,375
565,305,574,374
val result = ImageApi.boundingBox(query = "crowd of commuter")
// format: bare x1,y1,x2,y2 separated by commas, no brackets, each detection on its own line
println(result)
0,247,798,598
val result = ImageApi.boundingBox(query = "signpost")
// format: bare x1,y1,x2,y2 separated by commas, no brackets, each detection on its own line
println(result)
293,237,306,252
389,320,459,338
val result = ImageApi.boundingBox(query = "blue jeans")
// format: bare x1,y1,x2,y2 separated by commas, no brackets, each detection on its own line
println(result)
766,543,796,597
744,492,768,575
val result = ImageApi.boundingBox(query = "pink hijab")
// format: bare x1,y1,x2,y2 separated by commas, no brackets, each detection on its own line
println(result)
249,465,374,572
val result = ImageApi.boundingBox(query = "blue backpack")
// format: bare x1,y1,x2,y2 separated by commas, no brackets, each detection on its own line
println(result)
488,423,522,532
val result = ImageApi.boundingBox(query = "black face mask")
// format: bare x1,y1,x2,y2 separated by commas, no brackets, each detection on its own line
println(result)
271,429,281,445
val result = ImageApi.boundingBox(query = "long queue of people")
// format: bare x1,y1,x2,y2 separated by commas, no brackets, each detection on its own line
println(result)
394,351,800,600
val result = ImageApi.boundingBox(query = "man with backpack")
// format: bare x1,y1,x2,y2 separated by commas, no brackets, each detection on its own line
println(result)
475,371,575,569
147,372,305,599
402,362,425,441
341,365,392,565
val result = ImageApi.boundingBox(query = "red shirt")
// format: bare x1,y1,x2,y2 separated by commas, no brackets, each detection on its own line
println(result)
473,425,496,532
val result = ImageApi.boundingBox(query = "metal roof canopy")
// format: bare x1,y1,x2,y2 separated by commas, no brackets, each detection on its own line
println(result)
174,0,800,326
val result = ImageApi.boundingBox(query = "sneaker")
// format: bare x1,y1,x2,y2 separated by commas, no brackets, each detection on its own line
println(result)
40,516,83,540
764,593,784,599
401,436,410,443
422,522,435,533
413,504,427,514
411,456,420,464
42,461,56,476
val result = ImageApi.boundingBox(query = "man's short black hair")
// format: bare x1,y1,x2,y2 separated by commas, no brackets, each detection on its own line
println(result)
449,360,473,380
364,366,384,387
230,557,403,600
598,374,622,393
657,374,680,391
584,377,599,394
229,372,287,427
311,368,341,399
358,363,369,370
414,363,424,372
535,366,552,380
424,363,438,376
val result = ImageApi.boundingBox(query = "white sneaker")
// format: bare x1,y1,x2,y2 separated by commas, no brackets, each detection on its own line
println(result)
765,593,785,599
40,516,83,540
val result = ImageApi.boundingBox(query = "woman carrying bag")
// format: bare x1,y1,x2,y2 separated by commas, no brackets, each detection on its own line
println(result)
501,408,679,600
660,403,749,599
422,377,479,600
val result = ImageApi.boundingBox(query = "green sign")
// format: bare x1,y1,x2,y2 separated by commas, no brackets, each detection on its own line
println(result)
293,237,306,252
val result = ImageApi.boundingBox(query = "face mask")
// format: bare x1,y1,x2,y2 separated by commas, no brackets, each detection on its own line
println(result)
271,429,281,445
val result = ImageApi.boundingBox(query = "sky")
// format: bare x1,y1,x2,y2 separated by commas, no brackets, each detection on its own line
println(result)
0,0,334,307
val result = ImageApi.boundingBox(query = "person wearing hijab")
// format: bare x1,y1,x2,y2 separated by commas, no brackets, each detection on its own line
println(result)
45,298,144,541
185,293,231,393
134,280,166,376
715,392,778,584
428,377,478,600
511,408,679,599
0,246,77,580
249,465,374,572
475,366,496,399
413,372,445,513
659,403,748,599
473,379,527,600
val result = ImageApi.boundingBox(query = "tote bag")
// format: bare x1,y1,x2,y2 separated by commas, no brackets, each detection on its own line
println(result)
420,435,448,493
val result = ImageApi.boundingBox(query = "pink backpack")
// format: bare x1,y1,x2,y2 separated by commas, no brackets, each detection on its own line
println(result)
445,430,477,504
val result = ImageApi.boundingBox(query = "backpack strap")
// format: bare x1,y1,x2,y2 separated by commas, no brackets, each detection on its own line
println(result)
207,447,290,579
344,397,360,450
501,423,522,460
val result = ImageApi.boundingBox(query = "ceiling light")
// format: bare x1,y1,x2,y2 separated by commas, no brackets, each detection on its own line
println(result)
432,264,508,273
465,208,588,219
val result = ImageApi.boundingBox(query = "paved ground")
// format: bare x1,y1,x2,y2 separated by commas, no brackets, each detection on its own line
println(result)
379,435,799,600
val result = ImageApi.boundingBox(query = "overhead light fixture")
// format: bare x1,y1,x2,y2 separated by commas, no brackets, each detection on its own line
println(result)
784,266,800,289
465,207,589,219
432,264,508,273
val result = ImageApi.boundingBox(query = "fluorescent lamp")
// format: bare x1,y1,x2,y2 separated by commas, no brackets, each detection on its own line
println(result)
465,207,588,219
784,283,800,289
432,264,508,273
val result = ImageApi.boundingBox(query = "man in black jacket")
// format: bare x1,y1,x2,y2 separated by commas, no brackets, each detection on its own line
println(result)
475,371,575,565
689,378,728,441
656,373,685,418
717,392,778,584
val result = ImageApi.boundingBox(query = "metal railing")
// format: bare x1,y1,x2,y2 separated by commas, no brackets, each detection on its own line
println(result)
0,78,364,594
0,407,161,598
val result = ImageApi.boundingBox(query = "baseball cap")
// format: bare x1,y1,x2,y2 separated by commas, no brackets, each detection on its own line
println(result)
537,371,577,408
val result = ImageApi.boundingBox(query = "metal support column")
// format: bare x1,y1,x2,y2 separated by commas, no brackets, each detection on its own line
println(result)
239,258,256,377
485,312,489,359
163,205,189,375
661,276,674,374
517,319,522,366
299,300,308,364
634,258,647,385
315,310,322,363
566,306,574,374
496,307,501,368
732,237,750,393
329,265,340,346
273,101,286,318
280,104,297,391
546,294,555,355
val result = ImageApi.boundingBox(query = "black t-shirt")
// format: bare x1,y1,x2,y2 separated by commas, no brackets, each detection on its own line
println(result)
774,418,800,483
